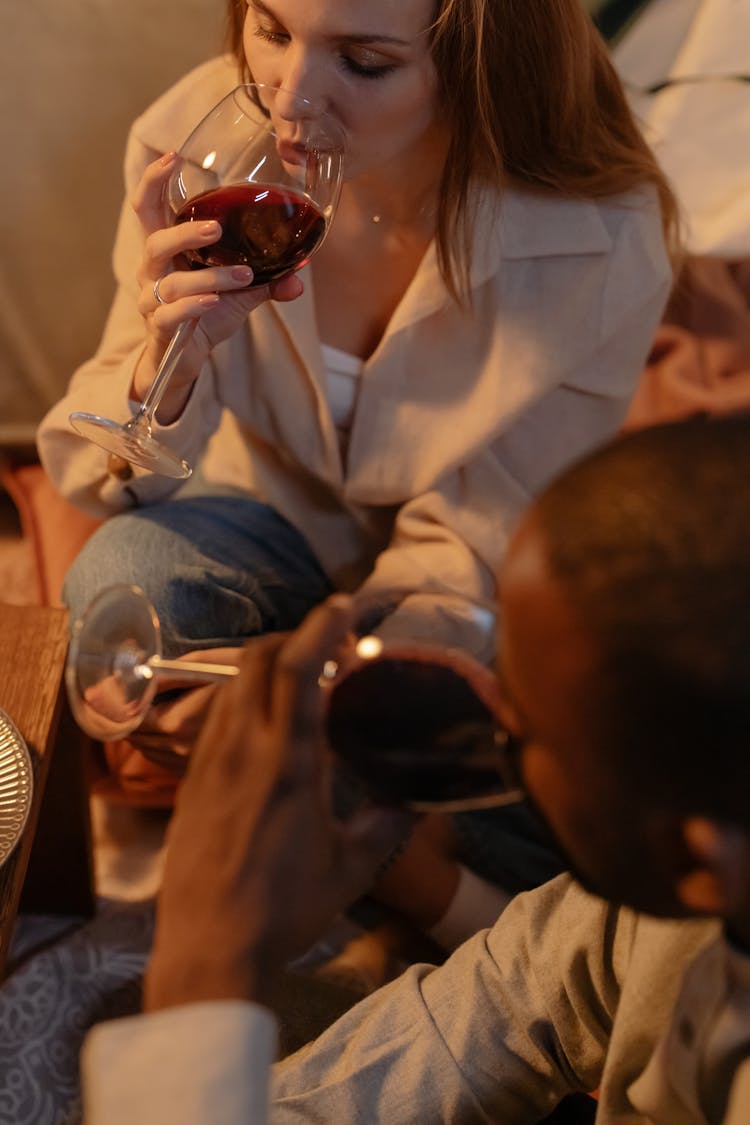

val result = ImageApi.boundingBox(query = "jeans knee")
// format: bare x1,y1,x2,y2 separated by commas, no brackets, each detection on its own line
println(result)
62,513,171,624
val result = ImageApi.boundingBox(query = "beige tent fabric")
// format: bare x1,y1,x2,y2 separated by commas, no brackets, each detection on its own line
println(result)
615,0,750,258
0,1,224,443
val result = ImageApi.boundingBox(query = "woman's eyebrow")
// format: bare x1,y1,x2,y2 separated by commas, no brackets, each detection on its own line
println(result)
250,0,411,47
334,33,411,46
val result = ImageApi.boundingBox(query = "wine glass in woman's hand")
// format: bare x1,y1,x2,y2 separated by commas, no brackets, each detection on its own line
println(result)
69,84,345,479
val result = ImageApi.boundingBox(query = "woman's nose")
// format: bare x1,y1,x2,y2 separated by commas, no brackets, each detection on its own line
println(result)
273,51,328,119
274,85,320,122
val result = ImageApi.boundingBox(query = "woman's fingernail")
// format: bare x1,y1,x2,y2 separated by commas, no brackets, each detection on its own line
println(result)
160,151,177,166
231,266,253,282
199,221,219,237
199,294,220,307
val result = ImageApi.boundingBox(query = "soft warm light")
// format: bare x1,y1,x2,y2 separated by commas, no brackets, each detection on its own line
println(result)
355,635,383,660
201,150,217,170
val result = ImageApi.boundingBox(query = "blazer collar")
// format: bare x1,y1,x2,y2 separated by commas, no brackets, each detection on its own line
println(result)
271,186,615,364
473,184,613,271
386,185,614,334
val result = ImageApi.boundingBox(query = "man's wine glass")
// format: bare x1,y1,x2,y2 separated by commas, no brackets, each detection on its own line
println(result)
69,84,345,479
67,584,524,812
319,594,524,812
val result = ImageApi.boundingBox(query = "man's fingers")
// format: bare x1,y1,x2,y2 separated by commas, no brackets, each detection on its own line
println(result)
269,596,354,764
179,600,351,799
184,630,295,792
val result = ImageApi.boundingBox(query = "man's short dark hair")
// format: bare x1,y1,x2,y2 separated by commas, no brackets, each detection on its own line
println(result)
534,413,750,825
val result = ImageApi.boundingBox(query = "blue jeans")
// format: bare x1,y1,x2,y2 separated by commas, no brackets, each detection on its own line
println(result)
452,802,565,893
63,492,334,657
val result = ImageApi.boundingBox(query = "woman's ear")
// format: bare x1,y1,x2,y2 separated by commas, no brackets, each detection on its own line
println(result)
676,817,750,917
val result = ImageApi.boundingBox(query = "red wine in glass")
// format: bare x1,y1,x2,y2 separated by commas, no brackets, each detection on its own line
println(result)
325,645,520,811
175,183,326,285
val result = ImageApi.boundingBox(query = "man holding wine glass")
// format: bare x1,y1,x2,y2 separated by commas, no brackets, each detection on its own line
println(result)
38,0,676,947
82,413,750,1123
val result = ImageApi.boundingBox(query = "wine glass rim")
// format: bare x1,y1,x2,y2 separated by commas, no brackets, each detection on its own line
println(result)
233,83,346,147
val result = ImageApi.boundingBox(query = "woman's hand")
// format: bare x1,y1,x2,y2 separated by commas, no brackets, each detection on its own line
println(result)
144,597,410,1011
131,153,303,422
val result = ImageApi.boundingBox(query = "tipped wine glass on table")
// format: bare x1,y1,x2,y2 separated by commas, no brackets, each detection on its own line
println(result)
66,584,525,813
68,84,345,479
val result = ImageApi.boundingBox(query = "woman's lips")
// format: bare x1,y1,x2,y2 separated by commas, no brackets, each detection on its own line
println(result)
276,138,307,165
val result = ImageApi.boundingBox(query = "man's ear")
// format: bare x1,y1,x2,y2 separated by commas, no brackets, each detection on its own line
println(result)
676,817,750,917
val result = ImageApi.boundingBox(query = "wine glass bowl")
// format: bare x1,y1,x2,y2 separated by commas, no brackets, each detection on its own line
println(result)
167,84,343,285
322,633,521,812
68,84,345,478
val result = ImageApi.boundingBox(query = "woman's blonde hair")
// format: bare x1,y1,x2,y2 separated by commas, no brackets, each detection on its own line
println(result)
225,0,679,301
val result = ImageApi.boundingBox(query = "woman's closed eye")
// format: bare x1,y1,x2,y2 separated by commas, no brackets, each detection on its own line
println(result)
252,23,397,82
340,48,397,81
253,22,289,47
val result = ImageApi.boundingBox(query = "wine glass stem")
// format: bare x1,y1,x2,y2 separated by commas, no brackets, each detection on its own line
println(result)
147,655,240,683
126,318,197,434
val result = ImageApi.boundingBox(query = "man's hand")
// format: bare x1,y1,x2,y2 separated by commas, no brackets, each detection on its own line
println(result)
144,596,410,1012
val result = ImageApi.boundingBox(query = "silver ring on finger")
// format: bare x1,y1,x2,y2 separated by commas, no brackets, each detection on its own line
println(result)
153,276,167,305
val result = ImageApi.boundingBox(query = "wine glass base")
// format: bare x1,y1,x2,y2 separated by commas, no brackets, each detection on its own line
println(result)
66,584,162,740
69,412,192,480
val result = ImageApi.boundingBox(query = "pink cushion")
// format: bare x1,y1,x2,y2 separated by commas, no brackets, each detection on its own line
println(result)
625,256,750,429
0,461,179,807
0,462,102,607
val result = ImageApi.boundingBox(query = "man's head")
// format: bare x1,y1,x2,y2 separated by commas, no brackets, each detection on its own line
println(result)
498,413,750,931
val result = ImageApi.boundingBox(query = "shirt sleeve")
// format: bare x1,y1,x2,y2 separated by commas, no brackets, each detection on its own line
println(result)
82,1001,277,1124
271,875,634,1122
